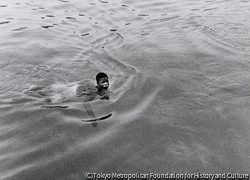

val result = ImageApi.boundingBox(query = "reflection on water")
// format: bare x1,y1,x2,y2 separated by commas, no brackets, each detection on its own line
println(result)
1,0,250,179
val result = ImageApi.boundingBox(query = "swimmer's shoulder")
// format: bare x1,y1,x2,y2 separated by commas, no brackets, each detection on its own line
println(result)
76,81,97,96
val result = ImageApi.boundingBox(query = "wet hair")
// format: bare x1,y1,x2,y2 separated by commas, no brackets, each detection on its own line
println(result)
96,72,108,82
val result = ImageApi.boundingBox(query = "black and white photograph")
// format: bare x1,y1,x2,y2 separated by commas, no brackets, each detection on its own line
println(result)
0,0,249,179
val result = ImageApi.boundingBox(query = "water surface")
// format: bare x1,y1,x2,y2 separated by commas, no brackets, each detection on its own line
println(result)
0,0,250,179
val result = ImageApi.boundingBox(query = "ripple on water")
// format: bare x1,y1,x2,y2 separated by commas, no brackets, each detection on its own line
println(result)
185,0,250,54
8,53,137,108
1,0,250,177
0,21,10,25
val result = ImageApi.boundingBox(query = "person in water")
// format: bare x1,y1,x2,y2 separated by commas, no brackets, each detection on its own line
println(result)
25,72,110,126
76,72,110,101
25,72,110,103
79,72,110,123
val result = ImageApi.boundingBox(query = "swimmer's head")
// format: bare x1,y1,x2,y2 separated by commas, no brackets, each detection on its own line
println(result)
96,72,109,90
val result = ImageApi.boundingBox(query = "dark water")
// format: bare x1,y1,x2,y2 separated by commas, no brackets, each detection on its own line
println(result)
0,0,250,179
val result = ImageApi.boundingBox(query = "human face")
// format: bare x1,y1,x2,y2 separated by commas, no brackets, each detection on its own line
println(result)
97,77,109,90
